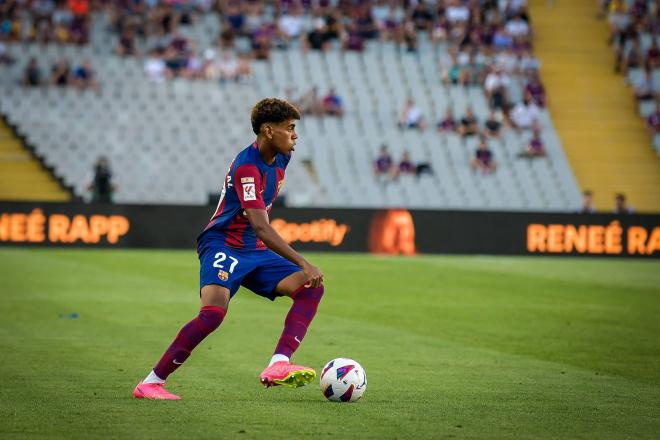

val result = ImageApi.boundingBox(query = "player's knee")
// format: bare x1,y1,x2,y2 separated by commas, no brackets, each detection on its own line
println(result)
296,282,324,301
199,305,226,330
201,284,231,309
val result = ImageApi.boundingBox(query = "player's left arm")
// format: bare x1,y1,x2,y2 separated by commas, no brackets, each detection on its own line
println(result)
245,208,323,288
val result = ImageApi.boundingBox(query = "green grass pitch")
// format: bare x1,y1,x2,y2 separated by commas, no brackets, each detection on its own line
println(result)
0,248,658,439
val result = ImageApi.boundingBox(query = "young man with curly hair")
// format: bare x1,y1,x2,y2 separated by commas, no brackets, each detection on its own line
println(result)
134,98,324,400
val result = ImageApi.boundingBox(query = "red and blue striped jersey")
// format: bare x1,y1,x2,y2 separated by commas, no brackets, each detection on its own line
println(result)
198,142,289,250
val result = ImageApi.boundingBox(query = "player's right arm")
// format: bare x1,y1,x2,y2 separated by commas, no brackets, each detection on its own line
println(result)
244,208,323,288
234,163,323,288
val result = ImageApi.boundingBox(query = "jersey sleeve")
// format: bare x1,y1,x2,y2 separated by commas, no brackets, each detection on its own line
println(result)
234,164,266,209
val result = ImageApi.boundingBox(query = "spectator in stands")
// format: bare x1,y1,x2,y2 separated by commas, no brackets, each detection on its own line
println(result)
396,150,416,178
607,0,630,43
72,58,98,91
505,12,530,42
492,26,513,51
484,65,511,112
223,0,247,36
236,52,253,83
446,0,470,25
402,19,418,53
470,136,496,174
509,97,540,130
322,10,342,43
296,87,324,117
631,67,655,101
524,72,546,108
430,14,450,45
30,0,55,43
461,50,487,87
614,193,634,214
579,190,596,214
88,156,115,204
304,19,331,52
398,98,427,131
144,48,169,83
163,43,190,78
278,3,305,47
495,47,518,75
517,125,546,158
458,107,479,138
374,144,394,180
378,5,404,43
52,2,73,43
356,3,378,40
116,28,139,57
180,51,205,80
0,2,21,41
217,50,239,82
647,38,660,70
322,88,344,117
483,110,503,138
411,2,433,32
646,101,660,135
68,0,90,44
0,43,13,65
49,58,71,87
199,49,218,80
218,28,236,50
243,1,264,36
619,37,643,74
22,57,42,87
342,21,366,52
441,49,462,86
251,22,274,61
437,107,457,132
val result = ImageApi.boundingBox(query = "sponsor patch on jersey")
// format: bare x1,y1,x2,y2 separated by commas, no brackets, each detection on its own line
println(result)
218,270,229,281
242,183,256,201
241,177,254,183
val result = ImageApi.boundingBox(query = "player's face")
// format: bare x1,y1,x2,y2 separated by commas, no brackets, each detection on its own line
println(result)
271,119,298,155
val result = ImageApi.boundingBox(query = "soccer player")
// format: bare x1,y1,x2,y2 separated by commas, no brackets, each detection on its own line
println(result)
133,98,324,400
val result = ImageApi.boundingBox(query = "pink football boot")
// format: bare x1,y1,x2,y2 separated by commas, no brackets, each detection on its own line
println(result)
133,382,181,400
259,361,316,388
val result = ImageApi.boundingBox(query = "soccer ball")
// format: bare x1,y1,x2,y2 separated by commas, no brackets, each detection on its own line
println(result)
319,358,367,402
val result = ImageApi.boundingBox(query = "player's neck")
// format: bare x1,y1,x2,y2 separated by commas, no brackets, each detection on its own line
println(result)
255,137,277,165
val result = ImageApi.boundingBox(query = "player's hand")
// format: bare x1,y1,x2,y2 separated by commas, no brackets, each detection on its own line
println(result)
301,262,323,288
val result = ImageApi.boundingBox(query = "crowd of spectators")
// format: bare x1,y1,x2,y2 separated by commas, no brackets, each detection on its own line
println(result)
383,0,548,174
0,0,91,44
602,0,660,150
285,86,345,117
22,55,98,90
7,1,553,185
373,144,432,183
578,189,635,214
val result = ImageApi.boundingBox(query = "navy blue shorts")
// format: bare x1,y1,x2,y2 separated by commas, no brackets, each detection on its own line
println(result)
198,239,301,301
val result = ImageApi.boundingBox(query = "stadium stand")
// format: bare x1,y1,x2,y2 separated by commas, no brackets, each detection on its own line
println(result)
528,0,660,213
0,1,585,211
0,117,70,202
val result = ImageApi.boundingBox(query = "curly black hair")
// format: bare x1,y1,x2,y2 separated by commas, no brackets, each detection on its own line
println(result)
251,98,301,135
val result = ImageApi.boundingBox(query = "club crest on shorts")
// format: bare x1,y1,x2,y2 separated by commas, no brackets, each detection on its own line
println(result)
218,270,229,281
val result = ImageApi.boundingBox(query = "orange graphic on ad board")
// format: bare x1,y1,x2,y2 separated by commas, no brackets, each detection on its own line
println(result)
0,210,130,244
368,209,416,255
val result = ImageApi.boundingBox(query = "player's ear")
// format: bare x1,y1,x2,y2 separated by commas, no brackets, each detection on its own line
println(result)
263,123,273,139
